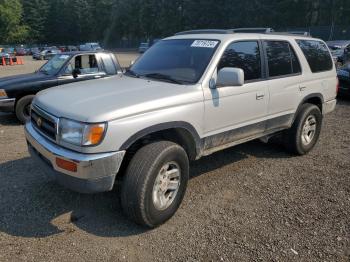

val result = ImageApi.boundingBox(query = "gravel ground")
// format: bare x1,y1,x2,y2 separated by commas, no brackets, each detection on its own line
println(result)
0,61,349,261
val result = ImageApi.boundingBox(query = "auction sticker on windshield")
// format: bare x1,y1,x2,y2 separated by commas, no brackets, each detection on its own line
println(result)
59,55,70,59
191,40,219,48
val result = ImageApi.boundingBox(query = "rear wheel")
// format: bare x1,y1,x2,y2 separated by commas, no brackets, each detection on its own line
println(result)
121,141,189,228
283,103,322,155
15,95,35,124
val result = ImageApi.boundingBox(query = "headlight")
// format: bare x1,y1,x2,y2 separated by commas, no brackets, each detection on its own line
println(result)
58,118,106,146
0,89,7,98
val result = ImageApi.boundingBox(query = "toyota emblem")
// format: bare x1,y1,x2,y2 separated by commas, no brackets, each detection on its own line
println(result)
37,117,42,127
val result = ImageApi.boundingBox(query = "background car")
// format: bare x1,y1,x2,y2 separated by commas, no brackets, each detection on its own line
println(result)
327,40,350,67
0,51,122,122
79,43,102,51
337,63,350,96
138,42,149,53
33,48,61,60
28,47,39,55
15,48,27,56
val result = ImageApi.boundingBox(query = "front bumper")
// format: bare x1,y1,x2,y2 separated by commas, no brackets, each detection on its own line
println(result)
0,98,15,112
24,122,125,193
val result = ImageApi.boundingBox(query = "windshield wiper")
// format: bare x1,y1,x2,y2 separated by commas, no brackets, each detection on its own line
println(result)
142,73,184,84
39,69,49,75
124,69,140,78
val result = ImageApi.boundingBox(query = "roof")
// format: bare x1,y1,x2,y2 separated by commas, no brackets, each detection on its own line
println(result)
59,50,110,55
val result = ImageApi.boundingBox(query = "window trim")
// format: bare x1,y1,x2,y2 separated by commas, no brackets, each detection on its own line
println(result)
262,39,303,80
216,39,266,84
296,39,334,74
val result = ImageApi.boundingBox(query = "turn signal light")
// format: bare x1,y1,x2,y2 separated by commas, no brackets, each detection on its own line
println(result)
56,158,77,172
84,125,105,145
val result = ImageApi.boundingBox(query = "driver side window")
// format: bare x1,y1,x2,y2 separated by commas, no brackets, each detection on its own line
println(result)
65,55,99,75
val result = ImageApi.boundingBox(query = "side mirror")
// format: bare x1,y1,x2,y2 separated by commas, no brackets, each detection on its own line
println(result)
215,67,244,88
72,68,81,79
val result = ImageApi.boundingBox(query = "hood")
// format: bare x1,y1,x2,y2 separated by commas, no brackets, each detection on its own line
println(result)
0,72,52,90
34,75,202,123
339,63,350,72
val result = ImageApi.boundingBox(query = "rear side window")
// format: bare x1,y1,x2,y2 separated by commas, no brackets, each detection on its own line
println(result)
264,41,301,77
218,41,262,82
100,53,118,75
296,40,333,73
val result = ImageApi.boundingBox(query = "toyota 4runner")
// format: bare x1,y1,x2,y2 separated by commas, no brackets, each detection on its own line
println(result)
25,29,337,227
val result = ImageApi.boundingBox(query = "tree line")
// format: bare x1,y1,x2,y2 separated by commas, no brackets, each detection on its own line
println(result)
1,0,350,46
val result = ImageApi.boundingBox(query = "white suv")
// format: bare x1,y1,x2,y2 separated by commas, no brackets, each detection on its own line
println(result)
25,29,337,227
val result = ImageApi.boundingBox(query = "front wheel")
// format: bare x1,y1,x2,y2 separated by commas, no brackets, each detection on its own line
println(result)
121,141,189,228
283,103,323,155
15,95,35,124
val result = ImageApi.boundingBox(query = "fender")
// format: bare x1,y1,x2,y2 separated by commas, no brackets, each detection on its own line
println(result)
292,93,324,123
119,121,202,156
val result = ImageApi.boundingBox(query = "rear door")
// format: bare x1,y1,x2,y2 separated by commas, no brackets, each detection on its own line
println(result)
262,40,303,130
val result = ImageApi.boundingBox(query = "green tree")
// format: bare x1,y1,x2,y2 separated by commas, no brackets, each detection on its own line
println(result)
0,0,28,43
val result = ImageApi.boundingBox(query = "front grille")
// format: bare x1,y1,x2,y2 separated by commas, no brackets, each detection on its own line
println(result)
31,106,58,141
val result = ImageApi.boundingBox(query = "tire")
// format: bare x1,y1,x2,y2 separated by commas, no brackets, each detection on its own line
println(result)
283,103,323,155
121,141,189,228
15,95,35,124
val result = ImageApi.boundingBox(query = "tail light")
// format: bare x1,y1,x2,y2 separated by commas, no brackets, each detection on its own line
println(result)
336,77,340,94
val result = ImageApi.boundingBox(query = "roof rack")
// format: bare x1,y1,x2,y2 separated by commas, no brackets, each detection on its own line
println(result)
174,28,312,37
175,28,274,36
175,29,232,35
284,31,312,37
230,28,275,33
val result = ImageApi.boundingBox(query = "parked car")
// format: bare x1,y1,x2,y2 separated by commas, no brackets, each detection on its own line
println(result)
0,51,121,123
337,64,350,96
66,45,78,52
327,40,350,67
28,47,39,55
33,48,61,60
23,30,338,227
16,48,27,56
79,43,102,51
2,47,15,55
138,42,150,53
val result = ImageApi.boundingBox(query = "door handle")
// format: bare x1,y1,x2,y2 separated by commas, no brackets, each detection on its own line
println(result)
299,86,307,91
256,93,265,100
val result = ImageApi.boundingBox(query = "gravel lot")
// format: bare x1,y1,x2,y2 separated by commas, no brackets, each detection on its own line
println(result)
0,58,349,261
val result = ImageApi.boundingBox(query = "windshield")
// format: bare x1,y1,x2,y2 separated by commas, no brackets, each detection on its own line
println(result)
130,39,220,84
39,54,70,75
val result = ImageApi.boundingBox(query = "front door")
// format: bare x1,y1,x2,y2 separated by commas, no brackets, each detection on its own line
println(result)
203,40,269,150
57,54,105,85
